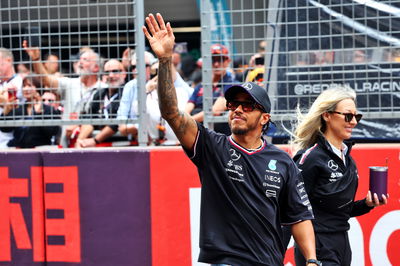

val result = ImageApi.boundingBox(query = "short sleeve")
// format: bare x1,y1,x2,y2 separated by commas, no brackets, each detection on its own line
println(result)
280,162,314,225
117,81,136,119
188,84,201,104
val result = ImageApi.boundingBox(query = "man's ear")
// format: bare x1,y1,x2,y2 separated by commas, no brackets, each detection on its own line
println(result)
261,113,270,125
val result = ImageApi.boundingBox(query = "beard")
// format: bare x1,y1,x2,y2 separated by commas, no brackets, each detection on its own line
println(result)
107,80,121,89
229,118,260,135
231,127,248,135
79,67,95,76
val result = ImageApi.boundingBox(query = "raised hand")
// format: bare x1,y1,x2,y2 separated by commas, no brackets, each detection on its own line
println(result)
22,40,41,61
142,13,175,59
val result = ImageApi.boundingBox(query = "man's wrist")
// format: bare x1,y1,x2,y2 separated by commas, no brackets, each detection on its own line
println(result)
158,56,172,63
306,258,322,265
93,137,100,144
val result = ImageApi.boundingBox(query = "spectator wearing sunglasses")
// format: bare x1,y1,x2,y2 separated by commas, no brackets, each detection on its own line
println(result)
23,42,107,147
75,59,126,148
143,13,317,265
288,87,388,266
42,90,63,112
185,43,237,135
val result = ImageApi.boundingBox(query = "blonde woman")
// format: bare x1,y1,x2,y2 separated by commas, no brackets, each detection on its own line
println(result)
291,87,388,265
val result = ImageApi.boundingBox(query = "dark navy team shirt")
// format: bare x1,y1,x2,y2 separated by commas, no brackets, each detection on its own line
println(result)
188,72,236,108
184,123,314,266
294,135,373,233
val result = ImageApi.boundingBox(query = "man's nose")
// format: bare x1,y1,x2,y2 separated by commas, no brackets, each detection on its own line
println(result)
233,104,244,112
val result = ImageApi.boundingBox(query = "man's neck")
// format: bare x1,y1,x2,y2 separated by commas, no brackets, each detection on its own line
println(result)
231,133,263,150
80,74,98,88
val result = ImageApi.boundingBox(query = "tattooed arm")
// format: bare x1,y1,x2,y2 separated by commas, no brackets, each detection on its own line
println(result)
143,13,198,150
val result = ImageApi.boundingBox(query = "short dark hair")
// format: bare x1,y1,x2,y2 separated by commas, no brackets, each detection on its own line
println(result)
23,75,43,94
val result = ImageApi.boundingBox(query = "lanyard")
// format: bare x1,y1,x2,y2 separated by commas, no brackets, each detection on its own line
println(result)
102,92,119,119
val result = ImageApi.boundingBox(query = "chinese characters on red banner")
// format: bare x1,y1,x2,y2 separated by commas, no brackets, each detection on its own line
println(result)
0,166,81,262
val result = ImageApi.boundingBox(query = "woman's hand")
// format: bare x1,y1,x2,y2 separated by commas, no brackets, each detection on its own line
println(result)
365,190,388,207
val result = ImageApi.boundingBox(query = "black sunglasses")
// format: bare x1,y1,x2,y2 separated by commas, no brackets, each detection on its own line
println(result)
42,99,55,103
104,69,123,74
226,100,264,112
212,56,228,64
330,111,362,122
131,64,151,69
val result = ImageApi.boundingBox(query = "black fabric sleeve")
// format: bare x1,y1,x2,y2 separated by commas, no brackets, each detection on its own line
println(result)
280,163,314,224
181,121,202,161
294,154,318,197
350,198,374,217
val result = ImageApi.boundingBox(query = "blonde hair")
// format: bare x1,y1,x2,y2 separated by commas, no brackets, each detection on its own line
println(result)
292,87,357,151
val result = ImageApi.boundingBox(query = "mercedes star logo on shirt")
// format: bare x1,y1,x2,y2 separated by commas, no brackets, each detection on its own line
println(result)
328,160,339,171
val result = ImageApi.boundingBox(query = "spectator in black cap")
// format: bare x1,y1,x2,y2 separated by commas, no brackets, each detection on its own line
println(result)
143,13,318,266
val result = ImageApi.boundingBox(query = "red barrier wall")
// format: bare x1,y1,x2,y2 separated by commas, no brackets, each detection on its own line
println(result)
150,144,400,266
1,145,398,265
0,150,151,266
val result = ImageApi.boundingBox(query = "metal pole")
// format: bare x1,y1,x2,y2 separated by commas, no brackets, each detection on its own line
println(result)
134,0,147,146
264,0,282,114
200,0,214,130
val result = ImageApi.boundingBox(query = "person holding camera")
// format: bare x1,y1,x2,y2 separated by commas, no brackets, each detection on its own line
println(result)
245,53,265,86
0,75,60,148
23,41,107,147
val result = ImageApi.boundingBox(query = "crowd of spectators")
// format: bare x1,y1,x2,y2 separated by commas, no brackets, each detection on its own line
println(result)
0,41,267,149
